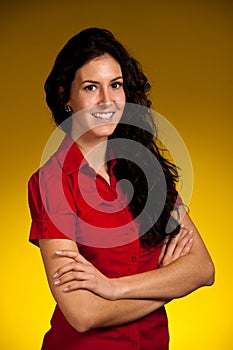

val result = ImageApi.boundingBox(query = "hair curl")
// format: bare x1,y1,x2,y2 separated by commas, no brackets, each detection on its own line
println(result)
44,27,181,246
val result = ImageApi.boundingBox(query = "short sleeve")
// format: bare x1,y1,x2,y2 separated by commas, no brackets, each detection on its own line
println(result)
28,169,77,246
170,186,184,208
175,194,183,207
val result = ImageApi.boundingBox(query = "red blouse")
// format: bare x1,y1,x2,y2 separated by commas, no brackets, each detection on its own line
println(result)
28,135,170,350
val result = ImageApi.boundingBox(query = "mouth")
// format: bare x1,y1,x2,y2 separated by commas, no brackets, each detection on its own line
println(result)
91,112,114,121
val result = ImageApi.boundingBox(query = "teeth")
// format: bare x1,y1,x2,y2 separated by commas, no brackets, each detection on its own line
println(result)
92,112,114,120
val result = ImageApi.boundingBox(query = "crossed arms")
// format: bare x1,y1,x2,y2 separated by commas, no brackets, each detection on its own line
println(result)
39,207,214,333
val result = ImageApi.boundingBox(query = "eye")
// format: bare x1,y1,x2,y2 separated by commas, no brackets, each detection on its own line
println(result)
111,81,123,89
84,84,97,91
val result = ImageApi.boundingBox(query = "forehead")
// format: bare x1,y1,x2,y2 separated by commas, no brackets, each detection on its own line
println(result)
75,54,122,80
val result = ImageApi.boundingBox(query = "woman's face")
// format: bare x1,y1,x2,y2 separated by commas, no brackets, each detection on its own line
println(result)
67,54,126,144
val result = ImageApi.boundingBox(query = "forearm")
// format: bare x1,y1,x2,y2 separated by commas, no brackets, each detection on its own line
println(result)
94,298,167,328
51,212,214,304
39,238,168,333
112,212,215,300
113,252,214,300
64,290,167,332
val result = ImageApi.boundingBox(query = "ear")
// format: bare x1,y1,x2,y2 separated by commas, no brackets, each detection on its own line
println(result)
58,86,69,103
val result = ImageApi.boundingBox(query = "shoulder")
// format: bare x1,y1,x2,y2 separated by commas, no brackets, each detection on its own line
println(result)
28,138,66,189
27,154,60,207
28,134,83,188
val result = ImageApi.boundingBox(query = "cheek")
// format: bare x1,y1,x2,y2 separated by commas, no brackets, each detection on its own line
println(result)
71,94,94,111
116,91,126,109
121,90,126,100
115,91,126,104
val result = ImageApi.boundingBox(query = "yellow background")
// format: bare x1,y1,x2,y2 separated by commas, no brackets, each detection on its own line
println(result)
1,0,232,349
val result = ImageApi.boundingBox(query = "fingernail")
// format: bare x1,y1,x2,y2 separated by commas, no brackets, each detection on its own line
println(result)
53,272,58,278
180,224,184,228
188,230,193,234
54,280,60,285
64,287,69,292
56,250,62,255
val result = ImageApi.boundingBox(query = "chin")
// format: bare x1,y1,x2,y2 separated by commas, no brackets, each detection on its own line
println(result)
93,124,117,137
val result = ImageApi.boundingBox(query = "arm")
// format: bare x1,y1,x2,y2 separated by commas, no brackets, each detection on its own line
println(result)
115,210,215,300
115,216,214,299
39,238,167,333
53,209,214,301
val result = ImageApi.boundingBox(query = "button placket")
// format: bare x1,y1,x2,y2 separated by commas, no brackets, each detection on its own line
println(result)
131,340,140,348
129,234,139,275
129,324,140,349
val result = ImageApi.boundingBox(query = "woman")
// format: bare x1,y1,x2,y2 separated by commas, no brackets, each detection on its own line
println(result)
28,28,214,350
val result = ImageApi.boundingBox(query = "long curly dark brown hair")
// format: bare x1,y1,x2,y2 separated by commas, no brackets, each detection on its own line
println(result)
44,27,181,246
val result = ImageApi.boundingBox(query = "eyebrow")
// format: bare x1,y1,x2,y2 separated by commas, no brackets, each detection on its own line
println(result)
81,76,123,85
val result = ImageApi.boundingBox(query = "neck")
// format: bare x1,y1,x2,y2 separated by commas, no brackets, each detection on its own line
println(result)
72,133,109,177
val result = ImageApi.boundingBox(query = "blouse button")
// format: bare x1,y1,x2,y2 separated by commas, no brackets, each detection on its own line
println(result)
131,256,137,262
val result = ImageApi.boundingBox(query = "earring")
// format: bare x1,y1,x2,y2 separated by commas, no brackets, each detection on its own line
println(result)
64,105,73,116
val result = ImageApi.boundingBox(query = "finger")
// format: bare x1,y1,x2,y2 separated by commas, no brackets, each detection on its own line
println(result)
173,231,193,258
56,250,90,265
180,238,193,257
172,231,193,260
180,223,189,232
56,249,79,259
54,271,92,286
53,262,87,278
164,234,180,257
164,228,192,260
175,224,190,241
74,252,91,265
162,224,189,256
63,280,91,293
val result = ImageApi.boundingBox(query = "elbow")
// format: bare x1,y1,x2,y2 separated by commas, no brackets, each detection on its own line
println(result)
74,322,91,334
70,313,92,333
67,309,95,333
203,260,215,287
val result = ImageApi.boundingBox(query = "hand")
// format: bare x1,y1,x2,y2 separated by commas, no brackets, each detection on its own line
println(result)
53,250,117,300
158,225,193,268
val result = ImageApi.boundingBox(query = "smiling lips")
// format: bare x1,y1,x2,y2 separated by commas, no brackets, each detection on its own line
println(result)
91,112,114,121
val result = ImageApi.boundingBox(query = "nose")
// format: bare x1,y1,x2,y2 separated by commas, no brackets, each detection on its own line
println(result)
99,87,112,105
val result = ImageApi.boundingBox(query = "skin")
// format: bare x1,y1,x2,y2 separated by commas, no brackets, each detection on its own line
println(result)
39,227,194,332
68,54,125,182
53,209,214,301
53,224,194,299
39,54,215,333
